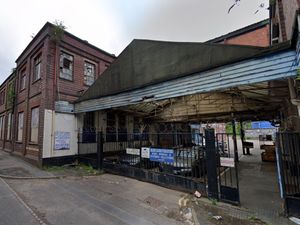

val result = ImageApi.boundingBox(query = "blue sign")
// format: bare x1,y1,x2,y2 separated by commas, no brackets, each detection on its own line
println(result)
150,148,174,163
251,121,274,129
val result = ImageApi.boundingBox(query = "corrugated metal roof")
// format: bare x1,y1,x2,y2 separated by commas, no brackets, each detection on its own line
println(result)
75,49,297,113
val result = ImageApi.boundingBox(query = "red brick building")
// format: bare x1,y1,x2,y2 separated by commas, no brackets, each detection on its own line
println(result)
208,19,270,47
2,6,293,165
270,0,300,44
0,22,115,165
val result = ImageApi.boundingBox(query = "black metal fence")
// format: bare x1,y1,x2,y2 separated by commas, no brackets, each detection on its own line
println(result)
277,132,300,216
216,133,240,204
102,132,208,191
77,130,240,203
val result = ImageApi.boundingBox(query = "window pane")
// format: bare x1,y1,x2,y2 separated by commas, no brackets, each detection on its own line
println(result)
30,108,39,143
18,113,23,142
0,116,3,140
21,75,26,90
34,63,41,80
84,62,95,85
7,113,11,140
34,55,41,81
60,52,73,80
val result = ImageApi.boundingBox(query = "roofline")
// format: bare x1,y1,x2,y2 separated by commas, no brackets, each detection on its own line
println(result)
15,22,116,63
15,22,50,63
131,38,266,50
207,19,270,43
62,25,116,58
75,40,292,103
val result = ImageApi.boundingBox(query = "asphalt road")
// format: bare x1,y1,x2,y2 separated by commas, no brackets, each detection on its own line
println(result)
4,175,186,225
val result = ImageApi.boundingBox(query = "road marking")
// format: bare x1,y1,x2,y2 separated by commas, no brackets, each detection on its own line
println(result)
0,178,48,225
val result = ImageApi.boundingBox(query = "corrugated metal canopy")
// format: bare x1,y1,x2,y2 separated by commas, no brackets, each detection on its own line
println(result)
77,39,292,102
75,48,297,114
113,81,290,122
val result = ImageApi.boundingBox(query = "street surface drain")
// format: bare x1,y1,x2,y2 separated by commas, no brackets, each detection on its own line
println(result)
143,196,163,208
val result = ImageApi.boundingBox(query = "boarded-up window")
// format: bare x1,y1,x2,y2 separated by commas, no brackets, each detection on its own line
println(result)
18,112,24,142
6,113,12,140
30,107,39,143
84,62,95,86
33,54,41,81
0,116,4,140
60,52,73,80
20,71,26,91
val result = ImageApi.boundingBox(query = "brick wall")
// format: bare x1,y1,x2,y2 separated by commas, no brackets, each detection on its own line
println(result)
0,73,15,153
3,22,116,164
221,25,270,47
273,0,300,42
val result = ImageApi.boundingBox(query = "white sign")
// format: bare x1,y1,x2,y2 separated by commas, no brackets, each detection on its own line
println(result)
220,157,235,168
141,147,150,158
54,131,71,150
126,148,140,156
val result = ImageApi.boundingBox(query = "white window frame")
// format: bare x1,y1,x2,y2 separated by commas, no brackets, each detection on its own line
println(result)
59,52,73,81
84,61,96,86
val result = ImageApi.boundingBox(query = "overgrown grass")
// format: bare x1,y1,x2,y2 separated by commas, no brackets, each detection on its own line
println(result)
44,163,101,176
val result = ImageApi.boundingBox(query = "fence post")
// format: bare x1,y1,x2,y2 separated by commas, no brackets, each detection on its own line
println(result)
205,128,219,200
139,133,142,168
232,120,239,162
275,133,286,199
97,132,104,170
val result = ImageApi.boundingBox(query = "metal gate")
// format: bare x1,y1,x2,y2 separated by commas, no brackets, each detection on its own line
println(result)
216,132,240,204
77,129,240,204
101,132,207,194
277,132,300,216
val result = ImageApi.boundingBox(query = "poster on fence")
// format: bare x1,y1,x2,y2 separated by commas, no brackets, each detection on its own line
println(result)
220,157,235,168
126,148,140,156
54,131,71,150
141,147,150,158
150,148,174,163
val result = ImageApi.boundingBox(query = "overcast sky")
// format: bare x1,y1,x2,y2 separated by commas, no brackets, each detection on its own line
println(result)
0,0,268,83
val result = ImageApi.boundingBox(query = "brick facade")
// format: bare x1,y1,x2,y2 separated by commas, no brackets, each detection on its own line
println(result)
0,22,115,164
220,25,270,47
271,0,300,43
208,19,270,47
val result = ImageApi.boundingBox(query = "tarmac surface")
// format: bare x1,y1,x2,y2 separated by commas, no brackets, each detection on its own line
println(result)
0,148,296,225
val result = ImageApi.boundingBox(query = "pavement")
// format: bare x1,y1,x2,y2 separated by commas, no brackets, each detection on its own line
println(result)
238,144,292,225
0,151,51,178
